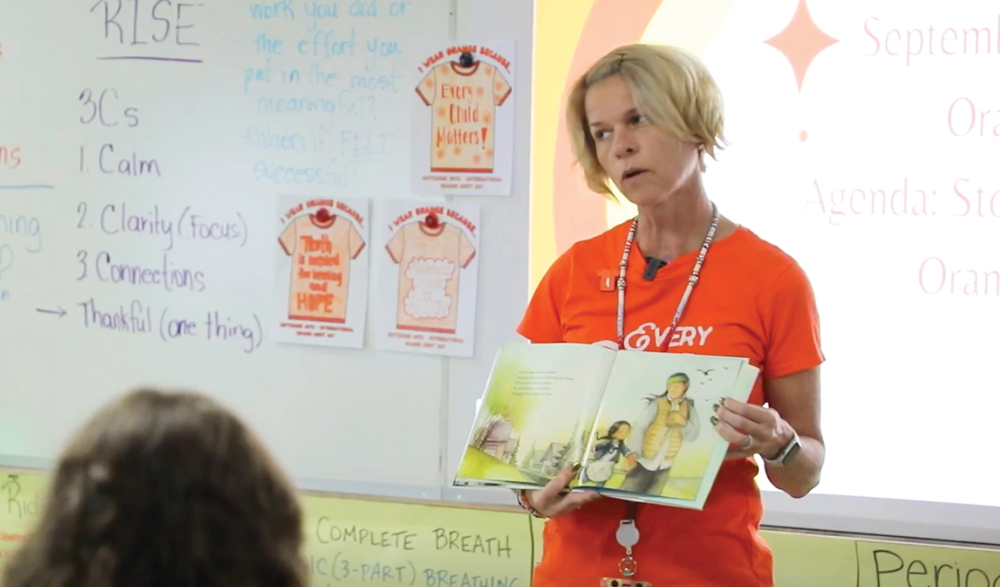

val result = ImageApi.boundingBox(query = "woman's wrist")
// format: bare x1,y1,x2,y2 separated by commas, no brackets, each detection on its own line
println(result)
515,489,546,518
760,426,796,462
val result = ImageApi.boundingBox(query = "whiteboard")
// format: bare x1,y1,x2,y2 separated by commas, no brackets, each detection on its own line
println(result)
0,0,460,501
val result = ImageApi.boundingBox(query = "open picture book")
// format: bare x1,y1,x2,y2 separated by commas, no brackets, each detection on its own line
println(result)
453,342,759,510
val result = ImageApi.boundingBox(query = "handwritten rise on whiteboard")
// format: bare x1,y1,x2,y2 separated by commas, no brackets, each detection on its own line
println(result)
89,0,205,63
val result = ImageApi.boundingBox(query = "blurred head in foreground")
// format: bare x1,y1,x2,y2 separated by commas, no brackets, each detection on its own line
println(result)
3,388,306,587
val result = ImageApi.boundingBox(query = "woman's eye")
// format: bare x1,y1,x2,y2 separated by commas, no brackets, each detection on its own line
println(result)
631,115,646,125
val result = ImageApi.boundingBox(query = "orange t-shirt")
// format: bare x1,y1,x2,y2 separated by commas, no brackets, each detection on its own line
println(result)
278,212,365,323
386,221,476,333
518,221,824,586
416,61,512,173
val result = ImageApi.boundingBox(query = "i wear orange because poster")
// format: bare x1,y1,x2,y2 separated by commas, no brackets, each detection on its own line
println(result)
374,200,480,357
274,195,370,349
411,39,515,197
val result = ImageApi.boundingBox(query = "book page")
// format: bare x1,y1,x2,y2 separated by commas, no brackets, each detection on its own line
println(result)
455,343,615,487
578,351,751,509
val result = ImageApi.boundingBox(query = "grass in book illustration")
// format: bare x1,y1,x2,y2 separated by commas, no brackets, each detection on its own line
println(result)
580,354,744,501
456,346,596,486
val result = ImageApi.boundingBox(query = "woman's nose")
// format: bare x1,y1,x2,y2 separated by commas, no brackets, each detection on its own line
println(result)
612,128,637,158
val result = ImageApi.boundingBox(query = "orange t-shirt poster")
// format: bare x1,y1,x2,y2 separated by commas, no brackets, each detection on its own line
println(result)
374,200,480,357
410,39,515,197
274,195,370,349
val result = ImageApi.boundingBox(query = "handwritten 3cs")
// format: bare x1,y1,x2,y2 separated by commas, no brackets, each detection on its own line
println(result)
80,88,139,128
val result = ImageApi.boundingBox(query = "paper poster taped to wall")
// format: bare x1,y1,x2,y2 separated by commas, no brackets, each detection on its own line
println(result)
374,200,480,357
274,195,370,348
411,39,515,197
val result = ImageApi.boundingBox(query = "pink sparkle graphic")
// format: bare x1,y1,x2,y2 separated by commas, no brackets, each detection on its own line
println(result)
765,0,838,91
764,0,838,140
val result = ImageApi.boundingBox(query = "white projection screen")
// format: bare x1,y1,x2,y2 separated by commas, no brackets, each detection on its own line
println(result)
528,0,1000,544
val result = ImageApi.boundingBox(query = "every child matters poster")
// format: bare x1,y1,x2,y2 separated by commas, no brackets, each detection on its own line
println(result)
374,200,480,357
274,195,370,349
410,39,515,197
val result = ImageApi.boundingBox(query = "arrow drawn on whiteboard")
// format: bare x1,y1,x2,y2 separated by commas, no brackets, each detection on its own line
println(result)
36,306,67,317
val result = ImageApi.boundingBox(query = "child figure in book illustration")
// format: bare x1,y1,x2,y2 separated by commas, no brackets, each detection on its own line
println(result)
582,421,633,487
621,372,700,495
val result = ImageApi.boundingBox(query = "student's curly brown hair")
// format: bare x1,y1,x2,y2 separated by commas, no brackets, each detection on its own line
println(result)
2,389,307,587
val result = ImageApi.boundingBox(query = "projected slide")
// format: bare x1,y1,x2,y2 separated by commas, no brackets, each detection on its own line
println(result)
530,0,1000,509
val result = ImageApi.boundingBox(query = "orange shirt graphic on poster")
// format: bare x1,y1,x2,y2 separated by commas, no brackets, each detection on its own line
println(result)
416,60,512,174
386,219,477,334
278,211,365,323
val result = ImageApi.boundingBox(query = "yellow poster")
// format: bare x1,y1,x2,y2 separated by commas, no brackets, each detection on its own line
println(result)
0,468,535,585
2,466,1000,587
0,471,47,575
301,495,532,585
855,540,1000,587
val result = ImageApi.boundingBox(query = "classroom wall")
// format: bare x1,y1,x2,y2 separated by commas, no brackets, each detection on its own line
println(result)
2,468,1000,587
2,1,997,582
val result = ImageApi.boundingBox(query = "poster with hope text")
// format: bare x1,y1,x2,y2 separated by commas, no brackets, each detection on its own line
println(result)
274,195,370,349
410,39,515,197
374,200,480,357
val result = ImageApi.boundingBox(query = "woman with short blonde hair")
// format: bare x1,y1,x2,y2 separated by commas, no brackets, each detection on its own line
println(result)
517,43,825,586
565,43,727,199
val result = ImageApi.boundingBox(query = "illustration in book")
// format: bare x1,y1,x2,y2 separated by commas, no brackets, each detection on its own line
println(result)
454,343,759,510
274,196,370,349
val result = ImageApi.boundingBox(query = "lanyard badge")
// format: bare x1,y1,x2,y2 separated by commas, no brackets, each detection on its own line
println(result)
600,506,651,586
616,518,640,576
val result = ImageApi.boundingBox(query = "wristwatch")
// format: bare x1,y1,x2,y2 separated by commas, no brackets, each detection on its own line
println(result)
763,430,801,466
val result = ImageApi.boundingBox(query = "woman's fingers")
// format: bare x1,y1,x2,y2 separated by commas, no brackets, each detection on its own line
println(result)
534,464,575,500
713,399,792,460
547,490,601,517
530,464,601,517
528,464,576,515
713,417,748,444
714,399,779,440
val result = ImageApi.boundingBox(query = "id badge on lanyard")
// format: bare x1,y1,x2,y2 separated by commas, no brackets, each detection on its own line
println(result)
599,502,652,587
